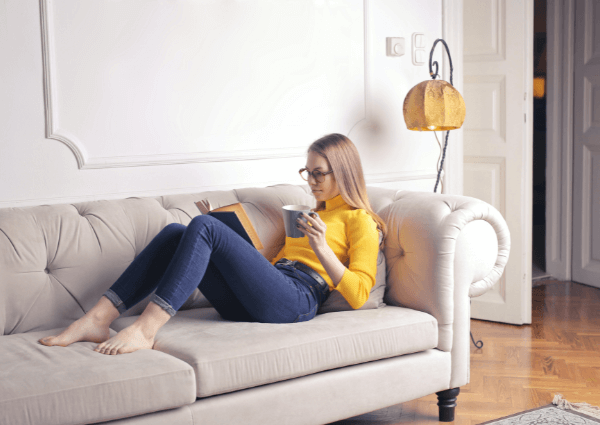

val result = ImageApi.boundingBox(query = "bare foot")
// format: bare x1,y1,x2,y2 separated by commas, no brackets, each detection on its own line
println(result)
94,324,154,355
39,314,111,347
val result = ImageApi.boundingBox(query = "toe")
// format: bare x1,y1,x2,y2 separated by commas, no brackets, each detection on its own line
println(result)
39,336,55,346
117,344,134,355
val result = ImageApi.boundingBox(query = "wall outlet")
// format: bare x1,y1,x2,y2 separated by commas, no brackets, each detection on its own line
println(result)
386,37,405,56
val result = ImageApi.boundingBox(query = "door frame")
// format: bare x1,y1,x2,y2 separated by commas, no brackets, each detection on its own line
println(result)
546,0,574,281
441,0,464,196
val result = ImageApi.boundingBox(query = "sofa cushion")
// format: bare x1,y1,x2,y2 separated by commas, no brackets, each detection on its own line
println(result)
110,305,437,398
0,329,197,425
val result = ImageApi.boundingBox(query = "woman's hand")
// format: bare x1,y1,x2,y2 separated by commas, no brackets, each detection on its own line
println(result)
296,211,346,287
296,212,328,253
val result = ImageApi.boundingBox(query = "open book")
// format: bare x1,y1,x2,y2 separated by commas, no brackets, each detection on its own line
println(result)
194,201,264,250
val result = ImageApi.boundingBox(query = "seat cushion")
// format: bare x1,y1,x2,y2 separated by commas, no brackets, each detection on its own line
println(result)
0,329,196,425
111,305,437,398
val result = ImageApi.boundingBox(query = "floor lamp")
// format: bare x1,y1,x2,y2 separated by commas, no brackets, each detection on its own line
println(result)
402,39,482,349
402,38,465,194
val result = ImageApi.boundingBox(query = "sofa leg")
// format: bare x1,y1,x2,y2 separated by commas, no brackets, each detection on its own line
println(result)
436,388,460,422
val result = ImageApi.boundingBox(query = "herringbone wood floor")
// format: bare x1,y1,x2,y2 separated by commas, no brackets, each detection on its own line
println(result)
329,280,600,425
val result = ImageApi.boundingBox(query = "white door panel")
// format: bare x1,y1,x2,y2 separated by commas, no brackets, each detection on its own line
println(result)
572,0,600,288
463,0,533,324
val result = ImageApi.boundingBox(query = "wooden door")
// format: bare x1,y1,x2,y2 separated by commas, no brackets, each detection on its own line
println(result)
462,0,534,324
572,0,600,289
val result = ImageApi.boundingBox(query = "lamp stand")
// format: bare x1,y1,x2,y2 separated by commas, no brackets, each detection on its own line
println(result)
428,39,455,194
429,39,482,350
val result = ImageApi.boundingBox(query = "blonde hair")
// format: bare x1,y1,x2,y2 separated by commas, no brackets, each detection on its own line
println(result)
308,133,387,249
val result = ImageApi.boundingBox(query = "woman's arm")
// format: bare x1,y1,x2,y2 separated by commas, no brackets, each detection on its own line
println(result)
334,211,379,309
297,211,379,308
313,241,346,287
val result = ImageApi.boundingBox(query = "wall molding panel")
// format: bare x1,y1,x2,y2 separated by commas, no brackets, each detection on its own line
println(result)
39,0,366,169
40,0,87,168
1,0,447,208
77,147,311,169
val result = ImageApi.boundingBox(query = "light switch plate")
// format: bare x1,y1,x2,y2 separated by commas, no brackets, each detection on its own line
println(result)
412,32,426,49
412,32,426,66
386,37,405,56
415,34,425,48
413,49,426,66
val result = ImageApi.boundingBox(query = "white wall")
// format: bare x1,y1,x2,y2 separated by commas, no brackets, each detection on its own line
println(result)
0,0,448,208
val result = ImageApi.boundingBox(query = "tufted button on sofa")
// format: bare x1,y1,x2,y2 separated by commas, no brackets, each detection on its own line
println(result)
0,184,509,425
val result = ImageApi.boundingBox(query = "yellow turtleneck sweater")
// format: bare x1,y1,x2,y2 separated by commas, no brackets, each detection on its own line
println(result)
270,194,379,309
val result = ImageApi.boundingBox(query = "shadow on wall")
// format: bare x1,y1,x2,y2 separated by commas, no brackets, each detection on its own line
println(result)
347,96,395,152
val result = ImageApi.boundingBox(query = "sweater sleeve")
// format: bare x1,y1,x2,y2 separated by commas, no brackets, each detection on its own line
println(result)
335,210,380,309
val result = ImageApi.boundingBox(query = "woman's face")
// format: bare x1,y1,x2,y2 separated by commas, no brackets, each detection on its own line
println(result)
305,151,340,202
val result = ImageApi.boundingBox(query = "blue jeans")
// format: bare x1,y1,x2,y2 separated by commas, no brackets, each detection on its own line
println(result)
103,215,329,323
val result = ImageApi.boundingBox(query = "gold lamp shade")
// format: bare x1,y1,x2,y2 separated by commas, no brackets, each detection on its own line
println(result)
403,79,466,131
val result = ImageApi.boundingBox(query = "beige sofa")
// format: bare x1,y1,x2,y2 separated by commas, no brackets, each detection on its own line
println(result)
0,184,510,425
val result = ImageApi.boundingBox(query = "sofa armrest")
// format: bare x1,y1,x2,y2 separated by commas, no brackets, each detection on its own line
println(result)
379,191,510,356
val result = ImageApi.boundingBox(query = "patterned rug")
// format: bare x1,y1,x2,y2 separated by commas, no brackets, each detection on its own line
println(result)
479,395,600,425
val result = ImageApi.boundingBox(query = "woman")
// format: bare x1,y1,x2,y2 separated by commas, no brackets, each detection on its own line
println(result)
39,133,386,355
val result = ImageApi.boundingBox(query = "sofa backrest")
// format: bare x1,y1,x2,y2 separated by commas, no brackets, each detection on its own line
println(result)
0,184,402,335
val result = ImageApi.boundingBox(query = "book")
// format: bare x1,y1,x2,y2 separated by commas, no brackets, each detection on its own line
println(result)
194,201,264,250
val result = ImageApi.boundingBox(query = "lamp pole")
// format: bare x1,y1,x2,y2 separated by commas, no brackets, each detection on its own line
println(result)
429,39,483,350
428,39,454,194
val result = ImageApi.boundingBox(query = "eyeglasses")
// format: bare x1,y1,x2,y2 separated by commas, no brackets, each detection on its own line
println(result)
299,168,334,183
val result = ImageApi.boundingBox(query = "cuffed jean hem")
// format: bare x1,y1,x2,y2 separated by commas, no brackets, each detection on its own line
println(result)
150,294,177,317
103,289,127,315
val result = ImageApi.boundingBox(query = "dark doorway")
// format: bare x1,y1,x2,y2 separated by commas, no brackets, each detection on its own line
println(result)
532,0,549,281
